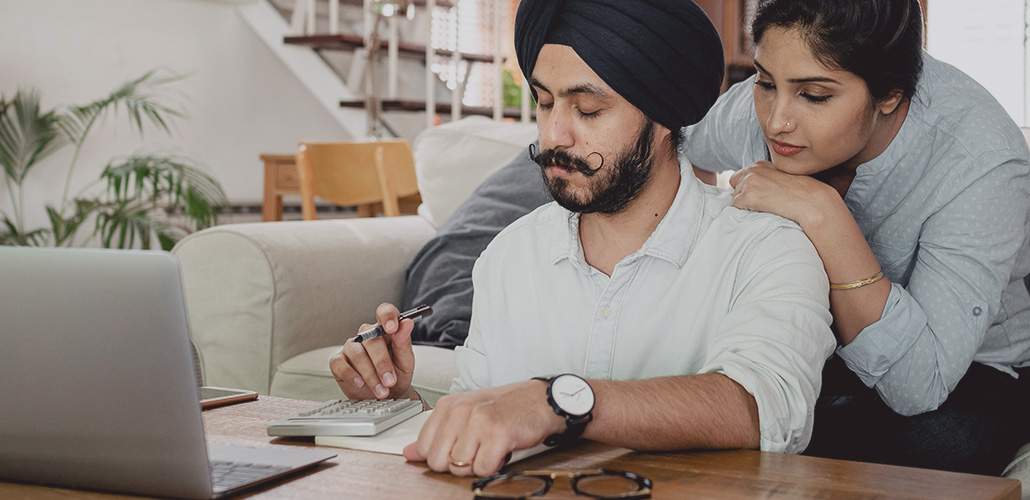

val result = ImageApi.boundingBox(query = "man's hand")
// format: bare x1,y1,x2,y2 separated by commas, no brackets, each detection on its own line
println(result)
402,380,565,477
329,303,417,401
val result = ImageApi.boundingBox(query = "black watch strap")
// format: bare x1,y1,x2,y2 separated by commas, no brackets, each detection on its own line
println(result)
532,376,593,447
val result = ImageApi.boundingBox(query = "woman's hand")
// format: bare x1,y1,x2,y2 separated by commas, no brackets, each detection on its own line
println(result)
729,161,841,229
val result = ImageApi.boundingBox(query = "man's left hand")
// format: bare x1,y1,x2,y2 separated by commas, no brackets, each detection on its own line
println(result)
402,380,565,477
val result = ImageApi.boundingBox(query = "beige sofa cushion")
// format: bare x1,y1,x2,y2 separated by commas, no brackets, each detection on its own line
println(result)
414,116,538,228
174,217,436,394
270,345,457,406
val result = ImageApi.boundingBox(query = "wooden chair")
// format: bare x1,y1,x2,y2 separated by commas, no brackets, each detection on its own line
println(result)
296,140,420,220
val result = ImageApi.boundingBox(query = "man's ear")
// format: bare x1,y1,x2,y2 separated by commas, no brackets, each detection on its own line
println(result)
654,123,679,159
877,90,905,116
657,124,671,140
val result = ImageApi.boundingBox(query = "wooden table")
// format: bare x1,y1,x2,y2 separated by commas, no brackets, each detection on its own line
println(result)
1,396,1019,499
261,154,300,222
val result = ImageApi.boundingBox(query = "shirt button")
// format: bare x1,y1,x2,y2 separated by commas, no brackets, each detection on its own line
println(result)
973,306,983,317
600,307,611,318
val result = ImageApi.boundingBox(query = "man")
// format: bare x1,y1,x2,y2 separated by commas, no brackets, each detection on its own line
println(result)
330,0,836,477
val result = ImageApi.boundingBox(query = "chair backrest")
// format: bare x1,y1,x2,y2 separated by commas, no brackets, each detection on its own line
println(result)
296,140,419,220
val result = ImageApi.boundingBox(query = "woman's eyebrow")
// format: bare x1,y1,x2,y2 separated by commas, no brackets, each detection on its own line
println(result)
754,60,841,85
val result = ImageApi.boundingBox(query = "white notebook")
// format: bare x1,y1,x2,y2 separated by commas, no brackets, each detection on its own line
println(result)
314,410,551,463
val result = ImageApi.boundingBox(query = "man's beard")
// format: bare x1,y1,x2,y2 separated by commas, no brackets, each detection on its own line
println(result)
530,120,656,214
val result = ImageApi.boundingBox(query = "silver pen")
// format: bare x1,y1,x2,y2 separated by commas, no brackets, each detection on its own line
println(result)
352,305,433,343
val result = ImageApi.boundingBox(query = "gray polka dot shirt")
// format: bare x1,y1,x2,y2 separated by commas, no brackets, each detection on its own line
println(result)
682,53,1030,416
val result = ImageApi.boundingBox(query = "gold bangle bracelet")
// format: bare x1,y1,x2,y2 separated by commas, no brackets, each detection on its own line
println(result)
830,272,885,291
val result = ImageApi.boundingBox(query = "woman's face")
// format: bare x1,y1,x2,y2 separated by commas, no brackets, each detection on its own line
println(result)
752,27,899,175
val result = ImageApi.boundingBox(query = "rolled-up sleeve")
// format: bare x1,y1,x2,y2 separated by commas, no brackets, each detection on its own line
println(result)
700,221,836,453
838,156,1030,416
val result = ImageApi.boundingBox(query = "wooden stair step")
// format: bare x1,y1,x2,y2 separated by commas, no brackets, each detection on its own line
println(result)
284,34,502,64
340,99,533,120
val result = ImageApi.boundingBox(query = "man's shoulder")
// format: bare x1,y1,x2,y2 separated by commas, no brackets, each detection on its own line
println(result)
698,204,828,302
703,203,818,264
716,205,803,233
699,186,805,238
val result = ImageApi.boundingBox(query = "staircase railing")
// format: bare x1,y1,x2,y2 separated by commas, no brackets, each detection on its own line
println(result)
287,0,533,132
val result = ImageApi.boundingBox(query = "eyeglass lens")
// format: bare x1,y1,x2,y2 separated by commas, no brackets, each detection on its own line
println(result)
575,474,647,497
478,475,549,497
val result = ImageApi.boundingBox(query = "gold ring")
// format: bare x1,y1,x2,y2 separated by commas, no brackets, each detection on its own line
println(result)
449,455,472,468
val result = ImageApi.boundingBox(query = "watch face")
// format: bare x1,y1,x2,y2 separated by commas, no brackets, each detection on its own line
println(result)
551,374,594,417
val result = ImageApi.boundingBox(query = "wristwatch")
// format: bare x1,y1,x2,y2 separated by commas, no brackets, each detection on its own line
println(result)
532,373,595,447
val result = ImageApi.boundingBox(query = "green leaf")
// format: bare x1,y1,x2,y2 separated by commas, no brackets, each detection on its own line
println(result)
46,200,101,246
0,214,51,246
100,154,226,227
0,89,65,185
57,69,187,146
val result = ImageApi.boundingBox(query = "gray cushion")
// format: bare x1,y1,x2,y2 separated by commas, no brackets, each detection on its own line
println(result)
402,146,550,347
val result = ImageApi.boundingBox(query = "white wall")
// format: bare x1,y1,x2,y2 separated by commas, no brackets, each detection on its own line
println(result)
927,0,1028,126
0,0,352,230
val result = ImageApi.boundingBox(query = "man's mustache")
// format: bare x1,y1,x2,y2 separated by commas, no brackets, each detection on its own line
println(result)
529,145,604,177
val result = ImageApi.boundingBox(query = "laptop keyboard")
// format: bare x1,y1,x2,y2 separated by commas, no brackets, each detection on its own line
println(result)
210,460,290,493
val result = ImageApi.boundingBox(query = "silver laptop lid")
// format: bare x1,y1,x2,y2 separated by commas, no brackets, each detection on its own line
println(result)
0,247,213,498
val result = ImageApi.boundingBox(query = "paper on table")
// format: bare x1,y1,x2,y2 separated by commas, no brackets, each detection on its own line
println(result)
314,410,552,464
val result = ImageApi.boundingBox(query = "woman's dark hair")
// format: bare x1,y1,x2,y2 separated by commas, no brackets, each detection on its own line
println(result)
751,0,924,102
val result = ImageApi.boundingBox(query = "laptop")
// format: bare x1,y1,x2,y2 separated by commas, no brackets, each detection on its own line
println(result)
0,247,336,498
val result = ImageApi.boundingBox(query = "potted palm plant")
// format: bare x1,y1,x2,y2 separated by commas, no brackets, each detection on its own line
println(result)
0,71,227,250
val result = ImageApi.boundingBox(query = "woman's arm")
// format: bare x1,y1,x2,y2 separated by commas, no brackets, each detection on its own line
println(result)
830,158,1029,414
730,165,891,341
732,157,1029,415
800,184,891,344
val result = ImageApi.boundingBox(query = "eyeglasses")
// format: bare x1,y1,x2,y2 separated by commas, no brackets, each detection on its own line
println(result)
472,468,652,499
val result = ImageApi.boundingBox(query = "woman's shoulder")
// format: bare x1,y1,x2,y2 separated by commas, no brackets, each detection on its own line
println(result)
681,75,765,171
916,54,1028,161
699,75,758,126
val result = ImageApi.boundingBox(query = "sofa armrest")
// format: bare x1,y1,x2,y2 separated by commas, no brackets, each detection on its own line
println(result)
172,216,436,394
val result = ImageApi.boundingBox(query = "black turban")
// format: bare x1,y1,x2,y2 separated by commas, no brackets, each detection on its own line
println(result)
515,0,725,131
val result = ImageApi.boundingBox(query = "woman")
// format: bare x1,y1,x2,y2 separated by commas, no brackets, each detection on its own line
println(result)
684,0,1030,475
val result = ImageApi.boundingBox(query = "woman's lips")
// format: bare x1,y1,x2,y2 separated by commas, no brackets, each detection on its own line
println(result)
769,139,805,157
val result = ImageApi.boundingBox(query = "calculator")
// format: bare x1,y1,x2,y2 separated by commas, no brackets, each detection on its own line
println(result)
266,399,423,437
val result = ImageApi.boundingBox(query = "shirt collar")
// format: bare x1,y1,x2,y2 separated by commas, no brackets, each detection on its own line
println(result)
549,161,706,269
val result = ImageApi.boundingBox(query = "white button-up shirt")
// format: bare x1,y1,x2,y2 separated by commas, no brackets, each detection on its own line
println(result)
451,165,836,453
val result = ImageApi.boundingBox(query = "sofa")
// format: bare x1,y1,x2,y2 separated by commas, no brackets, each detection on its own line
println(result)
173,117,537,405
174,122,1030,492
